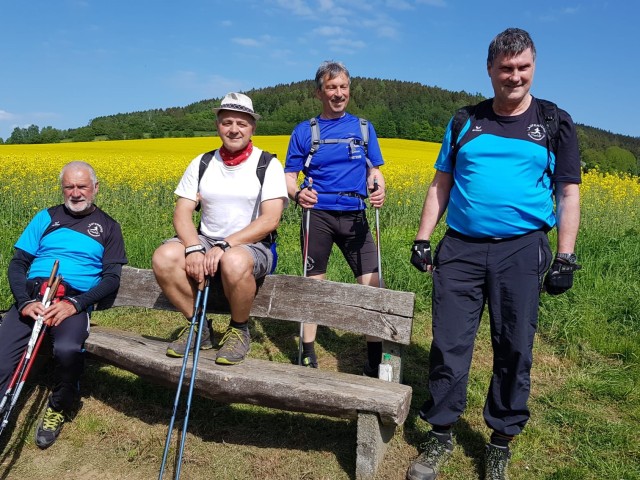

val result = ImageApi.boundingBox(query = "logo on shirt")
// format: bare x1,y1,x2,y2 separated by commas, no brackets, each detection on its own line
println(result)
527,124,547,142
472,125,483,133
87,222,103,237
51,221,61,228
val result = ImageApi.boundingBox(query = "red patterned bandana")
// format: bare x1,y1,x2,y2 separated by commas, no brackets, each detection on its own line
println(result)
219,141,253,166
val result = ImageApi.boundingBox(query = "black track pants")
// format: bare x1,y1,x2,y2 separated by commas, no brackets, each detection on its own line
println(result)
0,305,90,412
420,229,552,436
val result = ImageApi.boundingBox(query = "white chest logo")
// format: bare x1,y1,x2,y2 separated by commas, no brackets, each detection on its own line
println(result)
527,124,546,142
87,222,104,237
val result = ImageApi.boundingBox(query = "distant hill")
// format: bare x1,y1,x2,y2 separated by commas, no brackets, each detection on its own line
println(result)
2,78,638,175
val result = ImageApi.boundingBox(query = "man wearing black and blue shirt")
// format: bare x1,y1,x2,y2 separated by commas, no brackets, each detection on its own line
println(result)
285,61,387,374
407,28,581,480
0,161,127,449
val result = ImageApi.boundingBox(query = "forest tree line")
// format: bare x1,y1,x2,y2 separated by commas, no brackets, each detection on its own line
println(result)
2,78,638,176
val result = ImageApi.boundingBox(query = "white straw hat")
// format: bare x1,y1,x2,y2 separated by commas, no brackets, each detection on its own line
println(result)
213,92,261,120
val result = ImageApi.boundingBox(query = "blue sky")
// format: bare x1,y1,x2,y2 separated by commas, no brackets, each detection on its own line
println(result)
1,0,638,141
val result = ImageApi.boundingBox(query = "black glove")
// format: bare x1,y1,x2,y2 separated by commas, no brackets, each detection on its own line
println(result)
544,256,581,295
410,240,432,272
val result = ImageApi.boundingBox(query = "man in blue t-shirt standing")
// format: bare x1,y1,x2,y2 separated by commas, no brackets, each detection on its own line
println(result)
0,161,127,449
407,29,581,480
285,61,386,375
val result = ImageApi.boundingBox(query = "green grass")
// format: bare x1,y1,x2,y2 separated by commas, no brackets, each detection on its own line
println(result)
0,174,639,479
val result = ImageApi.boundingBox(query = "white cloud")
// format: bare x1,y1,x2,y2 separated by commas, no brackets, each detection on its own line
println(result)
417,0,446,6
312,26,346,36
275,0,314,16
385,0,413,10
233,35,273,47
0,110,15,120
539,6,580,22
233,37,261,47
327,37,367,55
169,71,241,99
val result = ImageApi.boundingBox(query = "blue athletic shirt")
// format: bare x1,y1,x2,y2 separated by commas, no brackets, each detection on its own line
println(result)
14,205,128,292
435,98,581,238
285,113,384,211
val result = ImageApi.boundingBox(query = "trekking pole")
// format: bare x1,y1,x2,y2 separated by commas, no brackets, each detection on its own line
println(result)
158,277,210,480
373,178,383,287
298,178,312,366
0,271,62,437
174,276,211,480
0,261,59,418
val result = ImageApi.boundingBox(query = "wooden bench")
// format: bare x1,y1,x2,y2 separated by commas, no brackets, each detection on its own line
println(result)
86,266,415,479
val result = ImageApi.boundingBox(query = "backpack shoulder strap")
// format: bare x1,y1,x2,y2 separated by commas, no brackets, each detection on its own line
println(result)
195,149,217,212
256,150,276,186
304,118,321,169
198,149,217,187
253,150,278,245
449,105,474,169
535,98,560,179
536,98,560,153
359,118,369,152
358,117,373,168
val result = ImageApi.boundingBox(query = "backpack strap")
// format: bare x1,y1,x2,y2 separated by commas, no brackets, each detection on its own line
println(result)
255,150,273,186
304,118,321,169
537,98,560,153
359,118,373,168
449,105,474,170
252,151,278,244
304,117,372,169
536,98,560,179
195,149,217,212
198,149,217,187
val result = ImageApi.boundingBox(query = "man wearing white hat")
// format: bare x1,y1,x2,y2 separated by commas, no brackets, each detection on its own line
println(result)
153,93,288,365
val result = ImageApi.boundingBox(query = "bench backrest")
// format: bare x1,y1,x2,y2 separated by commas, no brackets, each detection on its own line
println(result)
97,266,415,345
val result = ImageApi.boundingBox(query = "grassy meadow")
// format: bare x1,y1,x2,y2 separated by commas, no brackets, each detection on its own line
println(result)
0,137,638,479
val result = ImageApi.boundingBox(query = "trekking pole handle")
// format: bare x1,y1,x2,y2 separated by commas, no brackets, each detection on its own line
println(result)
40,260,60,312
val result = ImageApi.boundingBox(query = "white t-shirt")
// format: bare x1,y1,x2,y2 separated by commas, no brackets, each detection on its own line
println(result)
175,147,288,239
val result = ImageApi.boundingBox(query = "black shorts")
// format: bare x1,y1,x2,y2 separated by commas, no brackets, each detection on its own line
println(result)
300,209,378,277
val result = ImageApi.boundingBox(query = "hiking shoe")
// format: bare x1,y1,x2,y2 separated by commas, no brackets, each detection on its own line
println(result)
166,319,214,358
302,353,318,368
35,407,65,449
485,444,511,480
406,431,454,480
362,360,379,378
215,326,250,365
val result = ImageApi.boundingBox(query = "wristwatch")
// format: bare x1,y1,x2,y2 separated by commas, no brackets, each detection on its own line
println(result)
556,253,577,264
184,244,206,256
213,240,231,252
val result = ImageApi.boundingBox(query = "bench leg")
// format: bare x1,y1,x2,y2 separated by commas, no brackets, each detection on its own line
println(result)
355,411,396,480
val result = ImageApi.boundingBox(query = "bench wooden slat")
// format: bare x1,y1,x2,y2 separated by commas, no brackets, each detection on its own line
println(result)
99,266,415,345
85,327,412,427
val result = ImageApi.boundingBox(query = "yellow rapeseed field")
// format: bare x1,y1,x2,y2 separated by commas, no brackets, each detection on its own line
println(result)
0,136,440,192
0,136,637,211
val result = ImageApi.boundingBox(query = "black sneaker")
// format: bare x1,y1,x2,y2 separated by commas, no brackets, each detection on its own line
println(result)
302,353,318,368
362,360,379,378
485,444,510,480
35,406,65,449
166,319,214,358
406,431,454,480
215,326,250,365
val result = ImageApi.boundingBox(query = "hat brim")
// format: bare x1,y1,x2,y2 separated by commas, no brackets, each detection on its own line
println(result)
213,106,261,121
